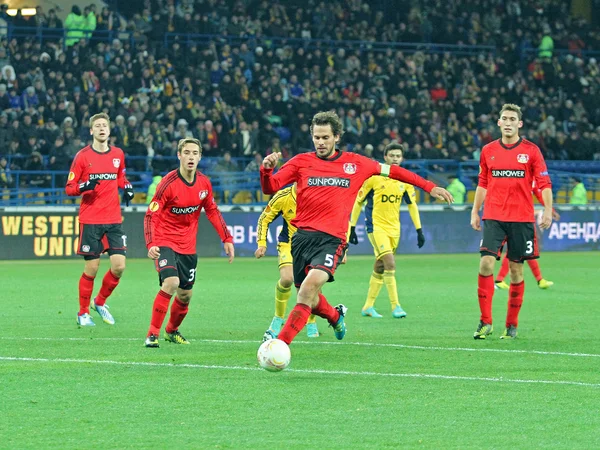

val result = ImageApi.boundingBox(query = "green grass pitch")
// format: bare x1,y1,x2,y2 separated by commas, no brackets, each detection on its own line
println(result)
1,252,599,449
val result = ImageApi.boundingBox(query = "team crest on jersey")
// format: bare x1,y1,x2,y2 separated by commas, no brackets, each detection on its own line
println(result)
199,190,208,200
113,158,120,168
343,163,357,174
159,259,167,267
81,245,90,252
517,154,529,163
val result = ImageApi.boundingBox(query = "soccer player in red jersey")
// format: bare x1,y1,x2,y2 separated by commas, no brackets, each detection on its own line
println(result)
495,182,561,290
143,138,234,348
471,104,554,340
65,113,135,327
260,111,453,345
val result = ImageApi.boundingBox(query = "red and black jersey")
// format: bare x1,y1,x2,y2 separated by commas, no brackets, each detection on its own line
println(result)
65,145,129,224
478,138,551,223
260,151,435,242
144,169,233,254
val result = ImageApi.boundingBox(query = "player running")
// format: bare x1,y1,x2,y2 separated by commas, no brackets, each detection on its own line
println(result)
143,138,234,348
65,113,135,327
260,111,453,346
495,182,560,290
471,104,553,340
349,142,425,319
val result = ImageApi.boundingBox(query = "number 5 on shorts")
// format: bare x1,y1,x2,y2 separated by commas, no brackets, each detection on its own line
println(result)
526,240,533,254
324,254,334,267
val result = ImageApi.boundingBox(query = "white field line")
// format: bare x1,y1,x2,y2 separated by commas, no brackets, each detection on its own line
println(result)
0,355,598,388
0,336,599,359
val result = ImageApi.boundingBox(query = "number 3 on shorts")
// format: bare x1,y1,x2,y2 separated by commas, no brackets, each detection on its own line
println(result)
324,254,334,267
526,240,533,254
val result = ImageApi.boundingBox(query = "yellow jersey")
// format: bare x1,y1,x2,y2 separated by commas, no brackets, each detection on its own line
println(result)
257,185,297,247
350,175,422,236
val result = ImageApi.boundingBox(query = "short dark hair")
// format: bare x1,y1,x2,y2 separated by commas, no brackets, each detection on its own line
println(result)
310,111,343,137
384,142,404,157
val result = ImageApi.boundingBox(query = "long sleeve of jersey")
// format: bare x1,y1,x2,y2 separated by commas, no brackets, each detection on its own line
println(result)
350,178,374,227
144,182,168,249
65,153,84,196
403,185,422,229
256,193,285,247
388,165,436,193
203,185,233,243
117,160,129,189
260,158,299,194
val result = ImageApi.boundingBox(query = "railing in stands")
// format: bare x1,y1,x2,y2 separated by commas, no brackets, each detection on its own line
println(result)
2,160,599,206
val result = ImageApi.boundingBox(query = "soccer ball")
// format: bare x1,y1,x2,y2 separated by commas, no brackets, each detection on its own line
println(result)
257,339,291,372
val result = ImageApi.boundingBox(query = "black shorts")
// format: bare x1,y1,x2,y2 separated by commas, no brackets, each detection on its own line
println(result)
291,229,347,288
480,220,539,263
78,223,127,260
155,247,198,290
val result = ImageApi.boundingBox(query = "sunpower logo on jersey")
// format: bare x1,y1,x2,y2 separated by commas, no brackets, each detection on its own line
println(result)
307,177,350,188
491,169,525,178
171,205,200,214
89,173,118,181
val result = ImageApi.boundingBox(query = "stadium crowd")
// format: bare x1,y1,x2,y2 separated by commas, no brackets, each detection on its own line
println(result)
1,0,600,190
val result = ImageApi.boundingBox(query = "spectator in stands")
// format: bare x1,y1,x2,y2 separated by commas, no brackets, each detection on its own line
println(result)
446,176,466,205
23,151,49,188
0,156,13,188
64,5,97,47
569,177,588,205
146,168,162,204
244,152,263,172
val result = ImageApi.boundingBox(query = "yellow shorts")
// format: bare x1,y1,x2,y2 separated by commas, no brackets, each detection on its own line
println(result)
277,242,293,267
368,231,399,259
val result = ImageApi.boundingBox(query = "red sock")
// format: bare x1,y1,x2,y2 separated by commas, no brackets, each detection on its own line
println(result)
95,270,120,306
278,303,312,345
506,281,525,328
478,274,495,324
312,293,340,326
527,260,542,282
78,273,95,315
496,256,509,282
165,297,189,333
148,290,172,336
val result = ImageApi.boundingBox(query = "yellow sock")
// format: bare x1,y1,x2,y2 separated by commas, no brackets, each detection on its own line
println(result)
363,272,384,310
383,270,400,309
275,281,291,318
307,314,316,324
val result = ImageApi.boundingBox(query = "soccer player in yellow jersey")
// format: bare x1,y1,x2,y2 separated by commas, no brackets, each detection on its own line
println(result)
349,143,425,318
255,183,319,340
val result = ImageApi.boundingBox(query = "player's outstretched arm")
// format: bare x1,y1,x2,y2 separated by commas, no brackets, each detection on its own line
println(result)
260,153,299,194
384,164,453,204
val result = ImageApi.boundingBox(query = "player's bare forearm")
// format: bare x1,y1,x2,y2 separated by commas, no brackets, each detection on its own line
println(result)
471,186,487,213
541,188,553,212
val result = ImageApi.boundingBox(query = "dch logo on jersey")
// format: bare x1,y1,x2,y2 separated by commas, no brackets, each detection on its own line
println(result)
343,163,357,174
199,190,208,200
517,154,529,163
159,259,167,267
113,158,120,168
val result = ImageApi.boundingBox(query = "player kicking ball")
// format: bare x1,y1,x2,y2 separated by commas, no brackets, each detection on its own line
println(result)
349,143,425,319
143,138,234,348
255,183,320,340
65,113,135,327
260,111,453,347
471,104,553,340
